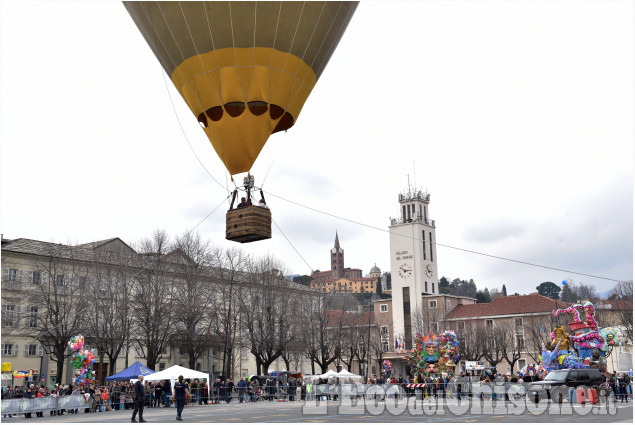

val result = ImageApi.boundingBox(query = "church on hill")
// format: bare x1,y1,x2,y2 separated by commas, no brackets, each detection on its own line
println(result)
309,232,380,294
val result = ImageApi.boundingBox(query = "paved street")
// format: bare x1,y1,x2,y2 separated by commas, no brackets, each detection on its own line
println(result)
2,399,632,423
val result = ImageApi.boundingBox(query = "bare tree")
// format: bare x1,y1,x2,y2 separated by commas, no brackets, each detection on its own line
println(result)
499,324,524,374
368,326,386,378
26,243,90,384
525,316,553,363
238,257,292,376
608,281,633,342
301,293,341,374
129,230,176,371
85,248,134,380
170,232,216,370
457,322,485,362
482,325,505,368
411,304,443,336
209,245,249,379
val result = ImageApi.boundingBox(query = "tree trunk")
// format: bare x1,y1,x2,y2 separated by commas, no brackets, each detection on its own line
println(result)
107,354,119,376
56,354,65,384
98,352,105,384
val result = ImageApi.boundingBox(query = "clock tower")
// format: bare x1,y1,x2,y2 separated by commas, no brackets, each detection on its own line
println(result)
389,188,439,349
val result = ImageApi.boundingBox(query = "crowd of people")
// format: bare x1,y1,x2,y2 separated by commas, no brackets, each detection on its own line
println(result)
2,370,631,419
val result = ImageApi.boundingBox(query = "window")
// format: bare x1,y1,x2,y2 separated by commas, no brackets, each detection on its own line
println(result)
430,322,438,333
159,363,166,371
25,344,39,356
380,304,388,313
6,268,17,281
425,282,428,293
241,349,249,359
458,321,465,334
446,300,451,310
514,317,523,330
382,341,389,352
429,232,434,262
2,343,15,356
196,362,201,371
429,300,437,309
422,231,426,261
486,319,494,329
2,305,16,327
55,274,65,286
78,276,87,289
516,334,525,348
26,306,38,328
29,271,42,285
432,282,435,293
381,326,389,335
517,359,527,370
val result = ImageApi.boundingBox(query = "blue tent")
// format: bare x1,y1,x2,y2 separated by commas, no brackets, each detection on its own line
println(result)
105,361,156,382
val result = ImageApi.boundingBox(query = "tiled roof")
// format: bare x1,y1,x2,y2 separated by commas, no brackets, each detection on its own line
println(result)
597,299,633,311
446,293,569,319
1,238,97,261
325,310,376,328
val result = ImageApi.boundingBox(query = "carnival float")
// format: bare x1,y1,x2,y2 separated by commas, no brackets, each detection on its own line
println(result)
522,300,621,379
406,330,461,377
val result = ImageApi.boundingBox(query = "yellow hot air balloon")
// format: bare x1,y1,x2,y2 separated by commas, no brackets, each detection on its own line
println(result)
124,1,358,176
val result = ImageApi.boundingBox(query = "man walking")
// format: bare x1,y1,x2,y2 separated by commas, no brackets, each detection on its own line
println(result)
131,375,146,423
174,375,189,421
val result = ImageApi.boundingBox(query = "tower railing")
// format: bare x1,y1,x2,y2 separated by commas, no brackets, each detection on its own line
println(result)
389,215,435,227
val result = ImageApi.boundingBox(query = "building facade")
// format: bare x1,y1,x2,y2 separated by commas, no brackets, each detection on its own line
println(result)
1,236,315,388
310,233,379,294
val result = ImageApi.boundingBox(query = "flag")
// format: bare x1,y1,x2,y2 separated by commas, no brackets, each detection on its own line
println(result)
1,362,11,372
13,370,32,378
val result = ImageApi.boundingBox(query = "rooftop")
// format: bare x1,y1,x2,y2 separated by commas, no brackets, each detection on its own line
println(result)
446,293,569,319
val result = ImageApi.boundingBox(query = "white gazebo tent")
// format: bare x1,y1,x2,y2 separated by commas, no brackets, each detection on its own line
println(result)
335,369,362,380
318,369,339,380
142,365,210,393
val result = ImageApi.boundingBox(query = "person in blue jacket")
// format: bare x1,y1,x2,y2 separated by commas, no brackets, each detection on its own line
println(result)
174,375,189,421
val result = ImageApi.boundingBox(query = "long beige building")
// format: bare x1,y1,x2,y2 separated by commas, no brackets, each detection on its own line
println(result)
1,236,315,388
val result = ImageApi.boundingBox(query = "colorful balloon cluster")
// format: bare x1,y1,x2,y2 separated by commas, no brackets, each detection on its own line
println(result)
382,360,392,377
68,334,96,385
67,334,84,352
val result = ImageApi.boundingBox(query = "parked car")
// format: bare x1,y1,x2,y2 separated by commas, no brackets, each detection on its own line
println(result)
528,369,603,402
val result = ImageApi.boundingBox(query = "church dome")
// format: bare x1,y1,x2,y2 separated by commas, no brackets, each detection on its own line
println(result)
370,265,381,274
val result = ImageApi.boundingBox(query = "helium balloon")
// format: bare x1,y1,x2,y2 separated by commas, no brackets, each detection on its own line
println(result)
124,1,358,176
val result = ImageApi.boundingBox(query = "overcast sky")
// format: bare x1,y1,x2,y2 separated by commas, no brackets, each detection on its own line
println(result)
1,0,632,296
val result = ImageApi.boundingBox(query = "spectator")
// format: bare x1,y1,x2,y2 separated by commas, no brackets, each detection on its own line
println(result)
163,379,172,407
213,379,222,404
153,381,162,408
225,379,234,403
237,377,247,403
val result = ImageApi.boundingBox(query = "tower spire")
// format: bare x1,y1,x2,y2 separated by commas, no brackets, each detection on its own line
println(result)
334,231,340,249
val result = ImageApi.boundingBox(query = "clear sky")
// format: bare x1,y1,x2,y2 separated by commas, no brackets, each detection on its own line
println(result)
1,1,632,296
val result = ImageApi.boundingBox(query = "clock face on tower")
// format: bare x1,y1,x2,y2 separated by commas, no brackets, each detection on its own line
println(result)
425,264,433,278
398,262,412,279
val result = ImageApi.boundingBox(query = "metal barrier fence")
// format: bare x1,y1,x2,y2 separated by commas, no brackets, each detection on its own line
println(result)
1,395,89,415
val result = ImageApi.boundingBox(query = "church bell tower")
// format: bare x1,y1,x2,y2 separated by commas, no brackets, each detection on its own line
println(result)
331,232,344,278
